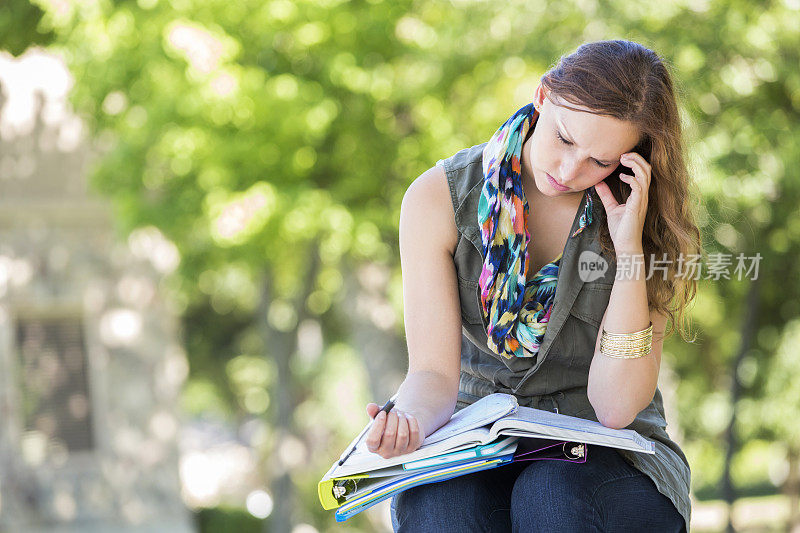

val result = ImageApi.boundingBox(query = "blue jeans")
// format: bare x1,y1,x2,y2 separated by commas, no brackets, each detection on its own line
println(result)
390,444,685,532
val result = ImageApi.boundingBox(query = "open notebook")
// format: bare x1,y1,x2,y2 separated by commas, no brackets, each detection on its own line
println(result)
319,393,654,521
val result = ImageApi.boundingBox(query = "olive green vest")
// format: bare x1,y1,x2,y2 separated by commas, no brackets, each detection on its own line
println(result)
439,143,692,530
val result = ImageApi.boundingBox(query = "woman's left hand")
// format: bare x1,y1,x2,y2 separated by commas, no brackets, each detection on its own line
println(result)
594,151,650,253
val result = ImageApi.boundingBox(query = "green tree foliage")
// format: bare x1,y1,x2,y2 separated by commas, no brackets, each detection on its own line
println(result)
0,0,54,56
10,0,799,529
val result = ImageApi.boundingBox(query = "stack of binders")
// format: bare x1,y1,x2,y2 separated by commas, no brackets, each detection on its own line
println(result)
318,393,654,522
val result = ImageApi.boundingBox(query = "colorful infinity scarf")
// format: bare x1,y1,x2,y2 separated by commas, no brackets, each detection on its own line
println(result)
478,103,593,359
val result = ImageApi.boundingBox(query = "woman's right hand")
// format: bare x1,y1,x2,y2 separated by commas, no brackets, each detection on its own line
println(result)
364,403,425,459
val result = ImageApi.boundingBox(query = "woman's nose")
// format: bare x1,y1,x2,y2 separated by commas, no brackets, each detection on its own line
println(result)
559,159,579,183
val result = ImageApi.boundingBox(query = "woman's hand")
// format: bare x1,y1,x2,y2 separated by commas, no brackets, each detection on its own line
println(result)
364,402,426,459
594,151,651,253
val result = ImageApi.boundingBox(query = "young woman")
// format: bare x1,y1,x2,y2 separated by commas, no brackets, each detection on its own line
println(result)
364,40,701,532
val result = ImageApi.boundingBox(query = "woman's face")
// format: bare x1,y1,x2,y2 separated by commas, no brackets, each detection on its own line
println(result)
523,85,641,201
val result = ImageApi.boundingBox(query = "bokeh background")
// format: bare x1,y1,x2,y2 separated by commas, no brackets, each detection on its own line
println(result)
0,0,798,531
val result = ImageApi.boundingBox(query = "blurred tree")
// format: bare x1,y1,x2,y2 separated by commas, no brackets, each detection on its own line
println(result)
648,3,800,531
20,0,800,530
0,0,54,56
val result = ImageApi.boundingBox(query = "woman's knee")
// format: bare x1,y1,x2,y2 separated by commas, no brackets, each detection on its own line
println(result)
513,460,595,502
592,474,684,532
392,471,513,532
508,448,683,533
510,461,598,532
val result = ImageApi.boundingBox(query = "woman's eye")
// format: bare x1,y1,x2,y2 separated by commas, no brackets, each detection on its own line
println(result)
557,130,611,168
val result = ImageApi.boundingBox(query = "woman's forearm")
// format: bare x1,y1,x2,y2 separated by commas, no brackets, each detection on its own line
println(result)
587,249,659,429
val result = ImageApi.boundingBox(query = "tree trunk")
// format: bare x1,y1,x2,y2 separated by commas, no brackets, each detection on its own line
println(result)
785,446,800,532
721,276,760,533
342,257,407,402
260,247,320,533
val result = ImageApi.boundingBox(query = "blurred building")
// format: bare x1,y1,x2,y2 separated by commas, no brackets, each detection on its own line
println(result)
0,49,193,532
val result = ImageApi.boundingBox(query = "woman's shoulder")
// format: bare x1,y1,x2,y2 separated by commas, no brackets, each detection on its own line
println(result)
401,165,459,257
400,143,488,258
436,142,487,174
435,143,488,216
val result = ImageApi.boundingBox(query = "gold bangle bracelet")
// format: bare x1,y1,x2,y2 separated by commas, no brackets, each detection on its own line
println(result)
600,322,653,359
601,327,653,339
600,342,652,358
600,346,651,358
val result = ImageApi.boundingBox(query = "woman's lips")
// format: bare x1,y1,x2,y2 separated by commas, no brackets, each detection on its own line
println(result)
546,173,570,191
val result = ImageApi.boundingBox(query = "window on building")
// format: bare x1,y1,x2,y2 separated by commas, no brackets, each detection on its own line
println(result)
15,316,94,452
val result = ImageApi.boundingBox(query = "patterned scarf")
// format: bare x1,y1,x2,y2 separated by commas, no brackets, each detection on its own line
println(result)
478,103,593,359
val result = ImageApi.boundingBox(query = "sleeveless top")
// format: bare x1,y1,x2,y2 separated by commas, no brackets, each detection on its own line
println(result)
438,143,692,531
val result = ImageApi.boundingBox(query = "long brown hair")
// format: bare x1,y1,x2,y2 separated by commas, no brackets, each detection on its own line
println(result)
540,40,702,342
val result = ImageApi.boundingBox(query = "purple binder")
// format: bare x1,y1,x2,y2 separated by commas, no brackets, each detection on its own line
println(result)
512,438,588,464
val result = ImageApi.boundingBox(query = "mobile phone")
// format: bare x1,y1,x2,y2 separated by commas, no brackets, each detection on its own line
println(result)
605,137,651,204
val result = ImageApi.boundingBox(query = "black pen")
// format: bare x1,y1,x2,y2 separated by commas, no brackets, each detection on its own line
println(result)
338,396,397,467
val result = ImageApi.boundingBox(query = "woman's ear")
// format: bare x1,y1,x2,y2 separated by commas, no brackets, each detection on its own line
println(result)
533,83,548,110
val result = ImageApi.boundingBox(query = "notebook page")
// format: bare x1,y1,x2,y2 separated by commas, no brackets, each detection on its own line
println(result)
421,393,518,446
491,405,654,454
326,393,518,479
327,426,491,478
